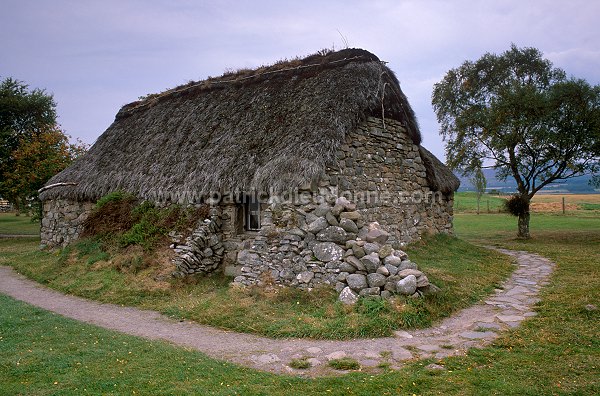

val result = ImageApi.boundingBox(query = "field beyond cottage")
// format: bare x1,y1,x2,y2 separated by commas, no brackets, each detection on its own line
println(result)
0,199,599,394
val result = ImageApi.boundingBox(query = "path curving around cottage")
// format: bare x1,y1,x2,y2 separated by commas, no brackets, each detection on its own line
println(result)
0,248,554,377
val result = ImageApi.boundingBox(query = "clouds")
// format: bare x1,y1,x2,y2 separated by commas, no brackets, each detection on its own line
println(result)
1,0,599,158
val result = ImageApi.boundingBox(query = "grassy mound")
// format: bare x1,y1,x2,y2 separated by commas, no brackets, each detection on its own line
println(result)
1,233,513,340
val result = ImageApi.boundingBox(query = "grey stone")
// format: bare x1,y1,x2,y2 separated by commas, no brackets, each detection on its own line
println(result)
325,211,339,226
312,242,344,262
363,242,380,255
360,253,380,273
398,260,418,271
396,275,417,295
416,275,430,287
316,226,348,243
338,287,359,305
297,271,315,283
307,217,329,234
346,273,368,291
365,228,390,244
345,255,366,271
335,196,351,208
376,266,390,276
339,262,357,273
339,218,359,233
383,255,402,267
351,244,366,258
381,290,392,299
313,204,331,217
419,283,441,295
331,204,345,217
237,250,261,266
384,263,399,275
367,273,387,288
393,249,409,260
397,269,424,278
359,287,381,297
335,282,346,293
378,244,394,258
279,269,295,280
339,211,361,221
337,272,349,282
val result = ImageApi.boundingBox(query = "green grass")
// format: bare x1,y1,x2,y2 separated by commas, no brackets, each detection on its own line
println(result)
328,357,360,371
0,212,598,393
0,212,40,235
453,192,507,213
0,234,512,340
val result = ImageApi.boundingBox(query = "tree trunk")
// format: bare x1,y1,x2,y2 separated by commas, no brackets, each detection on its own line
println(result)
517,203,531,239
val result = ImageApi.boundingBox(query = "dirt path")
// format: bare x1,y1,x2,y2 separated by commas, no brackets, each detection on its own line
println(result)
0,248,554,377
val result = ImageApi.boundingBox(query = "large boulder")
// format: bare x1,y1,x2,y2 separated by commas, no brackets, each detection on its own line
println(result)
307,217,329,234
312,242,344,262
346,274,368,291
365,228,390,244
396,275,417,295
338,286,359,305
339,218,359,233
360,253,380,273
397,269,424,278
316,226,348,244
367,273,387,288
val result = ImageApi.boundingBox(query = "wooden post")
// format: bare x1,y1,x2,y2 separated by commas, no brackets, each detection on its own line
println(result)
487,200,490,213
562,197,566,214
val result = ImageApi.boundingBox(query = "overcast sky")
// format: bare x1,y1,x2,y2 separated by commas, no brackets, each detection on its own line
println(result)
2,0,599,160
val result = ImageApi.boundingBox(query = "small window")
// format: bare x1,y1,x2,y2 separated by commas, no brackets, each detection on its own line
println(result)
244,194,261,231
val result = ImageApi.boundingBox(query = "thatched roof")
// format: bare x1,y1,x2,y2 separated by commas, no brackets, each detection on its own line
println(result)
418,146,461,194
41,48,457,203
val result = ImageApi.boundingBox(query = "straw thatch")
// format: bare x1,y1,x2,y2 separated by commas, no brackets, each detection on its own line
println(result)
41,48,456,203
418,146,461,194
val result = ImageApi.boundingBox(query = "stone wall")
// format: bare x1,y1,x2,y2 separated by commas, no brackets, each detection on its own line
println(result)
331,117,454,242
40,199,94,248
170,210,225,277
228,117,455,295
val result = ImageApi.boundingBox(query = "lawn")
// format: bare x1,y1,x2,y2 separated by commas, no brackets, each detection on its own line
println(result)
0,212,40,235
1,210,599,394
0,234,512,340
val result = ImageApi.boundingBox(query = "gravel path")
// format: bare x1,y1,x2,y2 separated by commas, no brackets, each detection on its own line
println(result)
0,248,554,377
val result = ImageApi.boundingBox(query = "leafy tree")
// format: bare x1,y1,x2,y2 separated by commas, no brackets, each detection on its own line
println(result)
469,166,487,215
432,45,600,238
1,126,87,213
0,77,87,214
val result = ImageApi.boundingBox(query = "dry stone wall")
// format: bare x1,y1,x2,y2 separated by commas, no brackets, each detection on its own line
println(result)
228,117,454,295
40,199,94,248
331,117,454,241
170,211,225,277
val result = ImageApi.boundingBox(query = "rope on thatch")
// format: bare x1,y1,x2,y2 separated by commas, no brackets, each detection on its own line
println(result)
124,55,371,114
418,146,460,194
38,182,78,194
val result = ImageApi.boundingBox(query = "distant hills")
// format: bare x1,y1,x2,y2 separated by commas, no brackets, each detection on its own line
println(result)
457,169,599,194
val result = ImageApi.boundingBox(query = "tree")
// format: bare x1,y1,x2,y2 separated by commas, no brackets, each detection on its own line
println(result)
0,77,86,214
1,126,87,213
469,166,487,215
1,77,59,202
432,45,600,238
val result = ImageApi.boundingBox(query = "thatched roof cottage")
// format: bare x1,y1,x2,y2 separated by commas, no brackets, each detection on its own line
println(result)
40,48,459,291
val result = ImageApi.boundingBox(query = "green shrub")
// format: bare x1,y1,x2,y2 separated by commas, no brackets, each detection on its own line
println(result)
119,219,165,249
289,358,311,369
504,194,529,216
328,357,360,370
94,191,136,210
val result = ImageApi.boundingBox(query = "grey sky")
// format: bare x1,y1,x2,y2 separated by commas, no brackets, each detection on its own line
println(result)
2,0,599,160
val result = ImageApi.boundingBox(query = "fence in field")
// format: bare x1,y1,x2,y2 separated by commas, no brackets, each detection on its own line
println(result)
454,193,600,215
